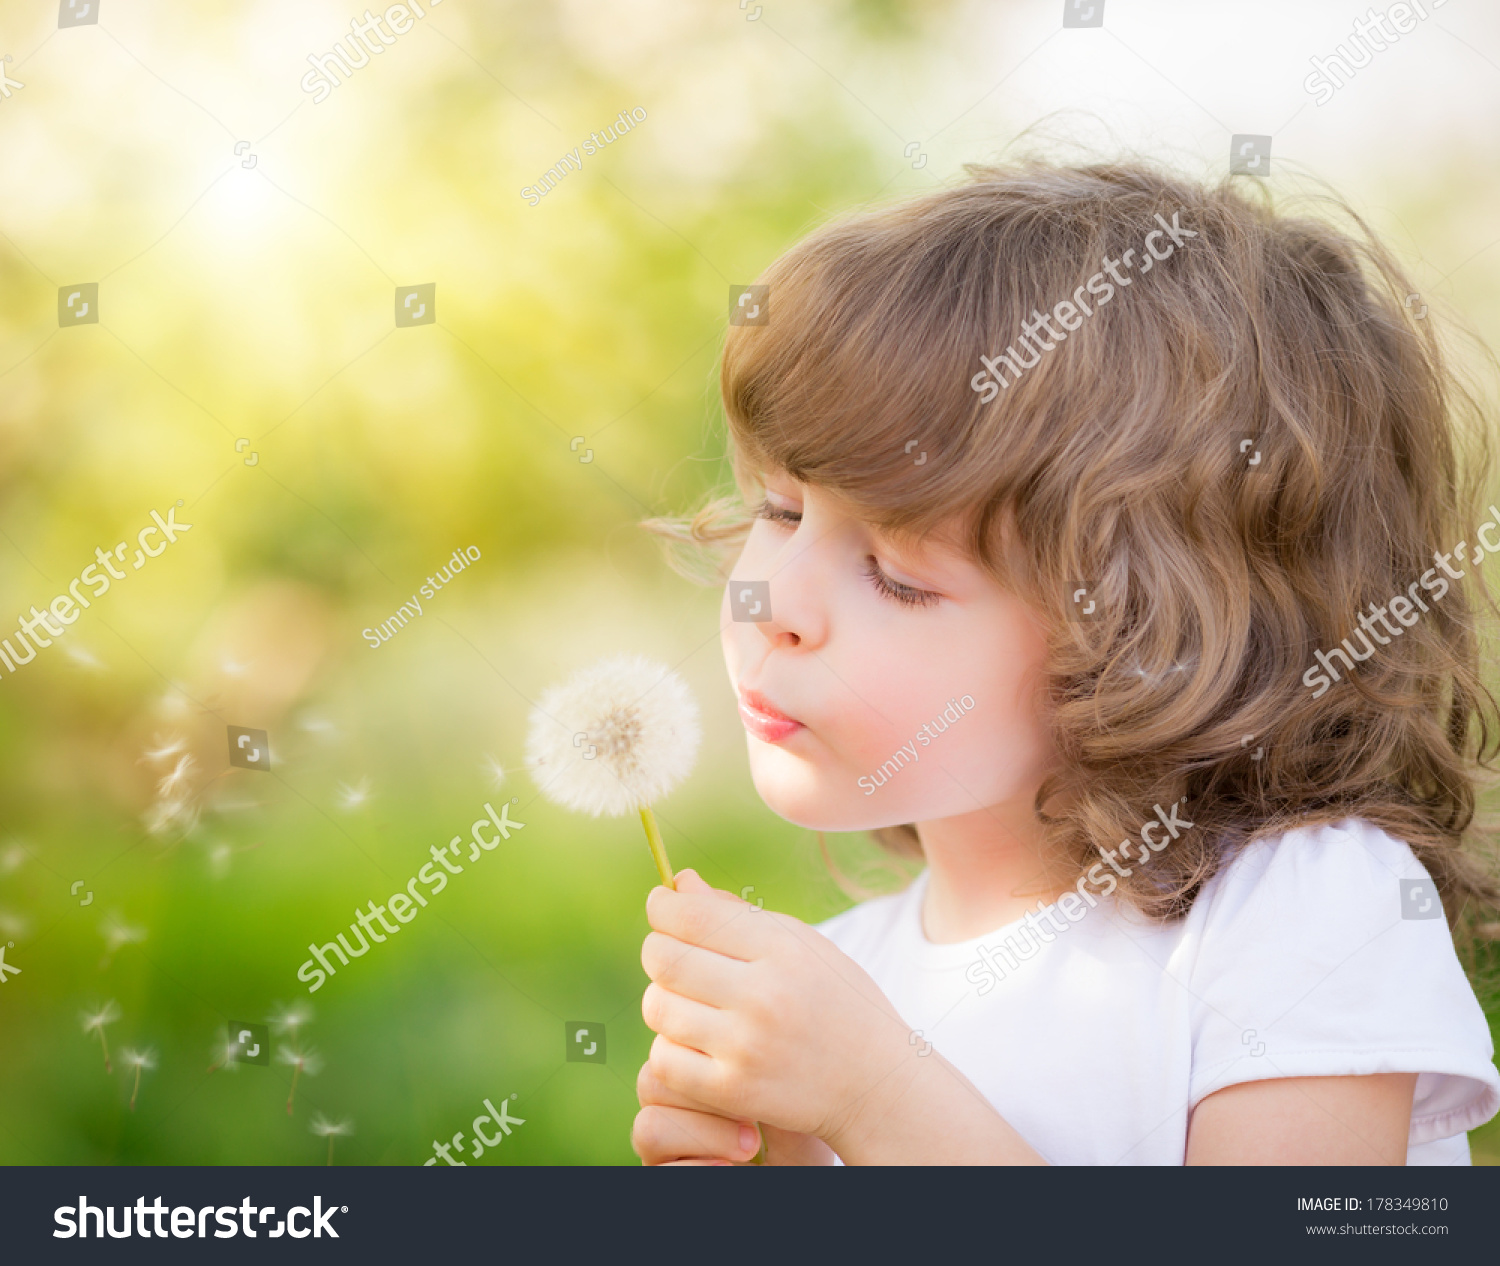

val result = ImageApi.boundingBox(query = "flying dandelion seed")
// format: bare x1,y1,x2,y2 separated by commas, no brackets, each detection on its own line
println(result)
277,1045,323,1115
0,910,31,940
206,841,233,878
1,843,29,876
336,777,372,811
481,754,508,789
220,657,249,677
157,753,197,799
64,643,103,670
268,1001,313,1041
141,733,189,763
206,1030,241,1074
121,1047,157,1111
310,1114,354,1165
143,794,201,839
99,916,147,969
81,1001,121,1073
157,688,192,718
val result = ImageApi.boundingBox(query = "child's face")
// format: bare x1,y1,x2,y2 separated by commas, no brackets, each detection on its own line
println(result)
721,470,1060,833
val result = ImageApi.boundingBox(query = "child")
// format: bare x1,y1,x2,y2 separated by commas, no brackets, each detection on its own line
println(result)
632,158,1500,1165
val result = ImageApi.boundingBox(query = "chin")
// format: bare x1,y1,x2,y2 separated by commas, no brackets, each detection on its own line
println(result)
746,748,912,833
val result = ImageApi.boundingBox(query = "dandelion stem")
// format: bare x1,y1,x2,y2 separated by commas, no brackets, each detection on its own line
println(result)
327,1136,335,1166
287,1063,301,1115
129,1066,141,1111
98,1030,112,1075
639,805,675,889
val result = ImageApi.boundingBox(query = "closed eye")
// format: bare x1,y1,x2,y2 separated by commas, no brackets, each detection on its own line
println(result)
863,558,940,608
755,497,941,608
754,497,801,527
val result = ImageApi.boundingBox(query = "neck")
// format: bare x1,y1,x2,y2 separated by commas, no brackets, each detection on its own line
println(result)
914,798,1061,943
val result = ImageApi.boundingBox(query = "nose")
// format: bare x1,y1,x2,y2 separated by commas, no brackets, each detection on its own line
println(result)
746,533,830,651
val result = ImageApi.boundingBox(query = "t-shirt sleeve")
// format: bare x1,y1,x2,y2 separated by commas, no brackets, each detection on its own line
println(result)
1183,818,1500,1146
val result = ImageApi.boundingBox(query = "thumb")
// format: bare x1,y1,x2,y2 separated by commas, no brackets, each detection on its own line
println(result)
671,868,715,896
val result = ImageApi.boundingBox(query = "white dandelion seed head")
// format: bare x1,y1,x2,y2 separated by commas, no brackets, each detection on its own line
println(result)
121,1046,157,1071
81,1000,121,1034
525,654,701,818
310,1114,354,1137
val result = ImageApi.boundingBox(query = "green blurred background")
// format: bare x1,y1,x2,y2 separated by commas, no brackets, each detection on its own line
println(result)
1,0,1498,1164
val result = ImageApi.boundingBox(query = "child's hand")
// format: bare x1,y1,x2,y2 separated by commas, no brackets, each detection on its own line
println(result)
630,1059,836,1166
640,869,917,1151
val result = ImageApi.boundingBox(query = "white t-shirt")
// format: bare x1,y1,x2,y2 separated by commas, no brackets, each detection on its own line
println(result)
816,817,1499,1164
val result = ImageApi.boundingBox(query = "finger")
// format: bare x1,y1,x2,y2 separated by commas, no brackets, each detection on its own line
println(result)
641,930,748,1006
632,1104,761,1166
637,1058,729,1114
649,1031,741,1117
641,981,730,1053
645,885,763,959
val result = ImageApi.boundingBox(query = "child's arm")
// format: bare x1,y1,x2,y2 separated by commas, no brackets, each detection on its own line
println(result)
640,871,1046,1165
1185,1072,1418,1164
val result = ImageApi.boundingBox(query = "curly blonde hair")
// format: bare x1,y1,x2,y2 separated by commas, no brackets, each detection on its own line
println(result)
643,157,1500,954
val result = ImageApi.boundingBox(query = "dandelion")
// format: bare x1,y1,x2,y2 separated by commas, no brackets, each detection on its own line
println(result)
81,1001,121,1072
336,777,372,811
99,915,147,969
310,1114,354,1165
525,654,701,889
121,1047,157,1110
277,1045,323,1115
481,753,508,789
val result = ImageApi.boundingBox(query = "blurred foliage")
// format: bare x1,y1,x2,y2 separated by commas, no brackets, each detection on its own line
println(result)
0,0,1497,1165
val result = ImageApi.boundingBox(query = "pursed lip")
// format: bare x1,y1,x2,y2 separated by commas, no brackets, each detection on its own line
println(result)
737,686,805,742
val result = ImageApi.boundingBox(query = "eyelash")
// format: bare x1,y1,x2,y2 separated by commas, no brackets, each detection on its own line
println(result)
753,498,941,609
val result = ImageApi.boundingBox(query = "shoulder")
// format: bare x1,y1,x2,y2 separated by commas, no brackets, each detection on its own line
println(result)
1183,816,1500,1142
1191,815,1430,929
